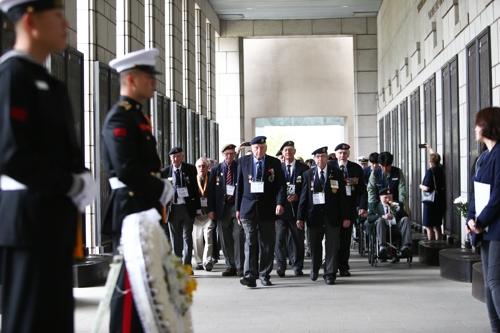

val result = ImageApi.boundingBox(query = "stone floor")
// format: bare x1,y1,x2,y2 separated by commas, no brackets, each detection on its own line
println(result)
68,250,491,333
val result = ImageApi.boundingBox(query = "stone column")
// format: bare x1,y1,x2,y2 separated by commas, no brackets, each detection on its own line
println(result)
182,0,196,109
166,0,183,102
216,37,244,149
206,22,216,119
77,0,117,253
195,8,207,116
116,0,145,55
145,0,166,93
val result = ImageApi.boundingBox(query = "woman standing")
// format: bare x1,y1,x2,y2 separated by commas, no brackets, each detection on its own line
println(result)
420,147,445,240
467,107,500,332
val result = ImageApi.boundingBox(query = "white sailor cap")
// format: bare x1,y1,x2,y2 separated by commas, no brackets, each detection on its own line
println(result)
0,0,63,14
109,48,161,74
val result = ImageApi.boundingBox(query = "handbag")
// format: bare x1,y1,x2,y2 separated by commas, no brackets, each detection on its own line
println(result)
421,169,437,203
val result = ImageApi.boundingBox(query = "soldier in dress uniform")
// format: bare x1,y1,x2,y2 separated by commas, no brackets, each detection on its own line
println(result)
297,147,350,285
101,48,174,333
275,140,309,277
327,143,367,277
207,143,245,277
0,1,97,332
236,136,287,287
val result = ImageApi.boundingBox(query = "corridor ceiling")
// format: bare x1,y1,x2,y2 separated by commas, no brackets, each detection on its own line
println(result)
208,0,383,20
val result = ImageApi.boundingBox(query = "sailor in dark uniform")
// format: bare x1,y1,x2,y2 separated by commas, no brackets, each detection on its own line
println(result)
0,1,96,332
101,48,174,333
275,141,309,277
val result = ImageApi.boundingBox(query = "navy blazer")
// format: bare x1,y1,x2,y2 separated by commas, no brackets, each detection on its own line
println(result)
207,160,238,220
328,160,367,217
280,160,310,221
160,162,201,218
235,154,287,220
467,144,500,241
297,166,350,228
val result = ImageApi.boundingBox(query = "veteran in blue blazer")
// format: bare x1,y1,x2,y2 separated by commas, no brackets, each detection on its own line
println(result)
466,107,500,332
297,146,350,285
236,136,287,287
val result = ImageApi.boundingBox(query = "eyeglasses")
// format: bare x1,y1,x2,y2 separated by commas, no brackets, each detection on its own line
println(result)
223,152,236,156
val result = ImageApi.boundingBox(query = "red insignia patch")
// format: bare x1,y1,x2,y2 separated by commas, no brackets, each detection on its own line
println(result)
139,123,150,131
11,107,27,121
114,128,127,137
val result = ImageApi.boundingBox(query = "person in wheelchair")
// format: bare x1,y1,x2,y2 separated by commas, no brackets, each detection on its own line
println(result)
366,187,412,258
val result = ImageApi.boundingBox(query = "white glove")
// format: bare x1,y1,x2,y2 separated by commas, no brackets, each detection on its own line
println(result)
159,179,174,206
69,171,98,212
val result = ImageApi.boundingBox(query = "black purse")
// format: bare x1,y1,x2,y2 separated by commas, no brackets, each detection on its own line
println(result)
421,170,436,203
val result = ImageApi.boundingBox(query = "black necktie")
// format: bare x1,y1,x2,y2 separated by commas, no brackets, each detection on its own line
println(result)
257,161,262,180
320,170,325,184
340,165,345,176
287,164,291,181
175,169,181,203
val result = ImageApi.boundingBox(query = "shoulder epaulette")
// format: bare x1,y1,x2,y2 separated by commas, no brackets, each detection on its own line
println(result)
119,101,132,111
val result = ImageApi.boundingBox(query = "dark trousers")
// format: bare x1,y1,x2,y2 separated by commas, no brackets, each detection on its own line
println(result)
110,265,144,333
482,240,500,332
241,217,276,282
309,214,340,279
167,204,195,265
275,218,305,270
218,203,244,269
0,247,74,333
337,220,354,271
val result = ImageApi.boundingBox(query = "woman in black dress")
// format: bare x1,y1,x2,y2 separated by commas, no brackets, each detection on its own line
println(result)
420,152,445,240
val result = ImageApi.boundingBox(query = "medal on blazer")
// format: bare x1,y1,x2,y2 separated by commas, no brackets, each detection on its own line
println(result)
330,179,339,193
310,180,314,192
296,175,302,183
268,168,275,182
216,176,220,186
248,174,252,183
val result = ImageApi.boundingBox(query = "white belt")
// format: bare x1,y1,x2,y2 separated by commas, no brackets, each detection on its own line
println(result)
0,175,28,190
109,177,126,190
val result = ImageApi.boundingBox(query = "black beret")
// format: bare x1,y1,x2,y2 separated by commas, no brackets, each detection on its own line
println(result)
312,146,328,155
169,146,183,155
280,140,294,150
276,150,282,156
250,136,266,145
335,143,350,151
378,188,393,196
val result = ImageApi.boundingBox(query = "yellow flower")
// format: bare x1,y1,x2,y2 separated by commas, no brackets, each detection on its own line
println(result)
183,264,192,276
185,278,197,296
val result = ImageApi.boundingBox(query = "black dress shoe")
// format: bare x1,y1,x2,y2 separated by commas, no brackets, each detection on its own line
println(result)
260,279,273,286
339,269,351,277
401,247,412,257
310,272,318,281
294,268,304,276
240,277,257,287
325,277,335,285
378,247,388,259
277,268,285,277
195,264,204,270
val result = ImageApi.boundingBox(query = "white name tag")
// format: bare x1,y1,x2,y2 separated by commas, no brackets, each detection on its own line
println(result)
200,197,208,207
177,187,189,198
251,181,264,193
226,184,235,196
35,80,49,90
346,185,352,196
313,192,325,205
287,184,295,195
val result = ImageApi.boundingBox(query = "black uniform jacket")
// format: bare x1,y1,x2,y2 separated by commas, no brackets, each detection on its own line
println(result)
161,162,201,218
207,160,238,221
235,154,286,221
328,159,367,219
0,51,84,247
280,160,309,221
297,166,350,228
101,96,165,236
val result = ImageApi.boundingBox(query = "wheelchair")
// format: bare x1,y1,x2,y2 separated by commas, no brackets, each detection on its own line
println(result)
353,215,368,257
365,219,412,267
